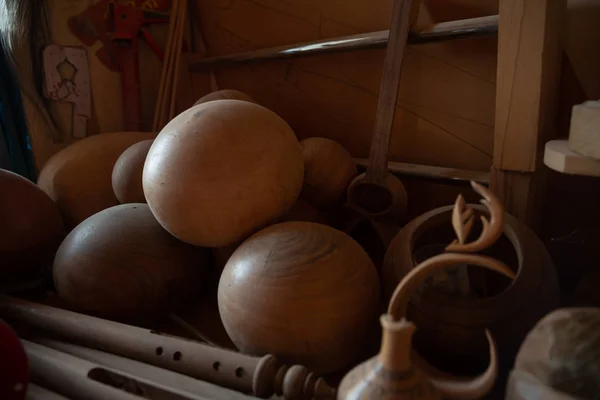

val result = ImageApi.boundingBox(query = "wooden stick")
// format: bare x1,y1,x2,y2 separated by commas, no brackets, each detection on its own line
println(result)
353,159,490,184
167,312,220,348
28,336,255,400
189,15,499,70
153,0,180,132
169,0,188,121
0,296,335,400
158,0,181,129
365,0,413,184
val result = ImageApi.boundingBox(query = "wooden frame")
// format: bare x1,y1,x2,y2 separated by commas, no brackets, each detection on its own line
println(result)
491,0,566,226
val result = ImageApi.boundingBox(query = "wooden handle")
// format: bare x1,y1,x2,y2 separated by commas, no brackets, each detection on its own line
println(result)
366,0,413,184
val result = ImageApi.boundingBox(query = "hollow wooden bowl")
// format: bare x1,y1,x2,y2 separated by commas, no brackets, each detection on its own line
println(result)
218,221,381,374
112,139,153,204
382,205,560,377
0,170,64,283
53,203,212,325
38,131,156,229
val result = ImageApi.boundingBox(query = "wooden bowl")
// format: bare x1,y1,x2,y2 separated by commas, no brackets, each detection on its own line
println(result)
0,169,64,283
299,138,357,210
143,100,304,247
53,203,211,325
218,221,381,374
38,131,156,229
382,205,560,377
112,139,153,203
194,90,255,106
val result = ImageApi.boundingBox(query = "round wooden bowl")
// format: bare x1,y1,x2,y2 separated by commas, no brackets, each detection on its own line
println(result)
38,131,156,229
143,100,304,247
299,137,357,210
218,221,381,374
112,139,153,204
53,203,211,325
0,170,64,282
194,90,255,106
382,205,560,376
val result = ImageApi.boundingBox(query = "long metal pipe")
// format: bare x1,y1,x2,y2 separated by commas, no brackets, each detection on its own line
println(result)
190,15,498,70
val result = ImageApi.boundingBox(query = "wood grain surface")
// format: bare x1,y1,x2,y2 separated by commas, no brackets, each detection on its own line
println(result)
218,221,381,374
53,203,211,325
192,0,497,171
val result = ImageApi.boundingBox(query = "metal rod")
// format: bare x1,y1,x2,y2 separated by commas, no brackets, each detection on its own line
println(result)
189,15,498,70
354,158,490,184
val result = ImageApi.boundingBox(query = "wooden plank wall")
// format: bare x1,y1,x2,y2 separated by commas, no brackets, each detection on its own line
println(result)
22,0,600,192
192,0,499,172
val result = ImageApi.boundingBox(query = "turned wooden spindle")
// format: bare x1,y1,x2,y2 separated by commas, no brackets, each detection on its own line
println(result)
0,295,335,400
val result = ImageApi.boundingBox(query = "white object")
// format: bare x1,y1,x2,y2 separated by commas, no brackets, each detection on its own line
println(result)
568,100,600,159
544,140,600,177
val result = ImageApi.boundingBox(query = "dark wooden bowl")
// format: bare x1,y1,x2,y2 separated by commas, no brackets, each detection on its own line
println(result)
382,205,560,379
0,169,64,283
53,204,212,325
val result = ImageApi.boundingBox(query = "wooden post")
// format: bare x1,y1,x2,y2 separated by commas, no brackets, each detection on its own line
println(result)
491,0,566,227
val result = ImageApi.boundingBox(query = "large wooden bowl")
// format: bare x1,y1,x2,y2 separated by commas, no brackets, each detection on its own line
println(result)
143,100,304,247
0,169,64,282
218,221,381,374
382,205,560,378
38,132,155,229
53,203,211,325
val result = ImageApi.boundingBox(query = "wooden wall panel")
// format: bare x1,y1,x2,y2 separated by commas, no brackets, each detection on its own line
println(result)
192,0,498,171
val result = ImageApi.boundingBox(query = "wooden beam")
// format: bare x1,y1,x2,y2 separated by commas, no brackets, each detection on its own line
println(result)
189,15,499,70
492,0,565,225
354,159,490,184
494,0,564,172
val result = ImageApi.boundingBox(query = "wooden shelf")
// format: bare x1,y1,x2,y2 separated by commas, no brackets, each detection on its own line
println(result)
544,140,600,177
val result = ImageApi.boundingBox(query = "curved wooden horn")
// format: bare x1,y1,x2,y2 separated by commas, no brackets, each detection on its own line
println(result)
387,252,516,318
430,329,498,400
445,181,504,253
386,252,511,399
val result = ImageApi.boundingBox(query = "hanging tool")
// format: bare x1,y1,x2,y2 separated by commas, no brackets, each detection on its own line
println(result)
108,3,169,130
68,0,172,131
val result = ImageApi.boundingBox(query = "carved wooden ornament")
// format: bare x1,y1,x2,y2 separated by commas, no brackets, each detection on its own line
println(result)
338,180,516,400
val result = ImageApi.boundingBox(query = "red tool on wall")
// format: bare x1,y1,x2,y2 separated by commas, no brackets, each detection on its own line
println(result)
68,0,172,131
109,3,169,130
